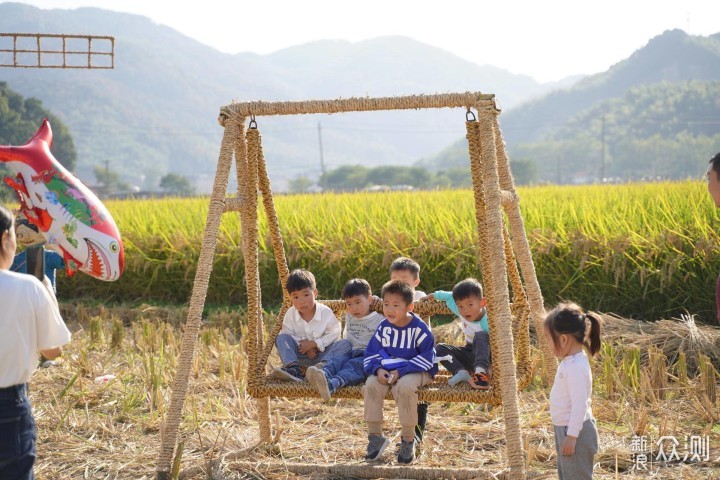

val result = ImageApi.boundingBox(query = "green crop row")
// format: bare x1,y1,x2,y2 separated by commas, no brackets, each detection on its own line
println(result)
58,182,720,323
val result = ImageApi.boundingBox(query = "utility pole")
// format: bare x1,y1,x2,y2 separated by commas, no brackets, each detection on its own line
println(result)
600,114,606,182
105,159,111,192
556,154,561,185
317,122,326,189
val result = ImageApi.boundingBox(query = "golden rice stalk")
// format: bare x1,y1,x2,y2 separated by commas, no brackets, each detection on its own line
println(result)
676,351,688,385
698,354,717,404
88,316,104,347
647,345,668,400
111,317,124,350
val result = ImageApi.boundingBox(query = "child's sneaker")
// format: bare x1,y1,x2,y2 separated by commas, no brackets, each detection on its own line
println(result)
306,366,331,401
470,371,490,390
364,434,389,462
270,365,304,382
448,369,471,386
397,438,416,464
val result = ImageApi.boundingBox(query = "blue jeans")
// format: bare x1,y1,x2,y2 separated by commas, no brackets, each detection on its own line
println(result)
323,348,367,389
275,335,352,367
0,384,36,480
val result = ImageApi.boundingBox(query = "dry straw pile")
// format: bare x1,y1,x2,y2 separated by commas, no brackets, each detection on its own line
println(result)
26,304,720,479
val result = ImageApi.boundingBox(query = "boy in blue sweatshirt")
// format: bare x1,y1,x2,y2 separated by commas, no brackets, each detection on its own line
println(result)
362,280,437,465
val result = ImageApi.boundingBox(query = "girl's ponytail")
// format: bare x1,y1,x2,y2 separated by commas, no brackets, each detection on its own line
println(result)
584,312,603,357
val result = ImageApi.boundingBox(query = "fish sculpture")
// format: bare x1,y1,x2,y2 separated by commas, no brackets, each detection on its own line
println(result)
0,119,124,281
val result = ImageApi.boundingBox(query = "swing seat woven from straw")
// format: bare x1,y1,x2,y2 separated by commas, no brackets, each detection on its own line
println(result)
250,298,531,405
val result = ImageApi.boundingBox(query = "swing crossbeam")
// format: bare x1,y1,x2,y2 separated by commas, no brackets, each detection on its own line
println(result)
220,92,496,119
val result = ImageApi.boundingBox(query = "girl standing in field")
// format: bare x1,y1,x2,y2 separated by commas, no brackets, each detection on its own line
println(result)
0,205,71,479
545,302,601,480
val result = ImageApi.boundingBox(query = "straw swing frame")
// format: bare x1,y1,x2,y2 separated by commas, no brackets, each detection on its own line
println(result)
155,92,555,480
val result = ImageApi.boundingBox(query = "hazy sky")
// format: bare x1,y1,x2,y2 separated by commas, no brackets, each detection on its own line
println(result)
16,0,720,82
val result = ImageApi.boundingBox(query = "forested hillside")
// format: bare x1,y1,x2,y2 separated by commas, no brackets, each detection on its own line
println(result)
0,82,75,168
0,82,75,200
520,80,720,181
420,30,720,184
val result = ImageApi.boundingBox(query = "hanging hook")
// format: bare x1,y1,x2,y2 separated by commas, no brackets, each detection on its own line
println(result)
249,114,257,129
466,108,476,122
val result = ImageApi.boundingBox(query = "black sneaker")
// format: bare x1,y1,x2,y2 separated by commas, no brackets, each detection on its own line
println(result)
270,365,304,382
365,434,389,461
397,439,416,464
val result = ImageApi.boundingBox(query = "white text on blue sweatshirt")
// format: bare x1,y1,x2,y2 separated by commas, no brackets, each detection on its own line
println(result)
363,314,438,378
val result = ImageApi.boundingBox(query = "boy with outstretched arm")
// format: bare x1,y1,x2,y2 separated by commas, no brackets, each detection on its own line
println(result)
362,280,437,465
272,269,351,382
306,278,384,400
426,278,492,389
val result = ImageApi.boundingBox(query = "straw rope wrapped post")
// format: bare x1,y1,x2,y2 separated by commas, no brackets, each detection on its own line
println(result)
244,126,272,442
503,228,532,387
155,116,242,479
465,115,502,405
257,140,291,300
258,136,292,386
492,116,556,383
474,104,527,479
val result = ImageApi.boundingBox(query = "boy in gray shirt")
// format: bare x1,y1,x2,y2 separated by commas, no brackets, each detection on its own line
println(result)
306,279,384,400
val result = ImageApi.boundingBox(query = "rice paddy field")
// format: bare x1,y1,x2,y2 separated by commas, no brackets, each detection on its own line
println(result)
62,181,720,323
27,181,720,479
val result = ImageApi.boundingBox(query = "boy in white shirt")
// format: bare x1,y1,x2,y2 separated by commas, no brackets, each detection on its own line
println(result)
272,269,351,382
306,278,384,400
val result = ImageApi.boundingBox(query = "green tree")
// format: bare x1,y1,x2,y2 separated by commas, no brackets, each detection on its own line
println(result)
94,165,130,194
366,166,430,188
509,159,538,185
288,176,313,194
160,173,195,196
320,165,369,191
0,82,76,170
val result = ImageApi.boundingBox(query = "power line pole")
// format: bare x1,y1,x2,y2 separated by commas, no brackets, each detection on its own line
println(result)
317,121,326,188
600,114,606,182
556,154,562,185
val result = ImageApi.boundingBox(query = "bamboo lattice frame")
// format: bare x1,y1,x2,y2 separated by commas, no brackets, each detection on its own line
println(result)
0,33,114,69
156,92,557,480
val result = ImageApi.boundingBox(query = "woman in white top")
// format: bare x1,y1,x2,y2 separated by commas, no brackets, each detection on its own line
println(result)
545,302,602,480
0,205,71,480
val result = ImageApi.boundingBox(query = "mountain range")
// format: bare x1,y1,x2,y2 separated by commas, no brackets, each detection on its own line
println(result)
0,2,576,192
1,3,718,190
420,29,720,182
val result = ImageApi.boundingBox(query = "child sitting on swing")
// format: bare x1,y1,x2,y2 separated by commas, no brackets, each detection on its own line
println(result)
271,269,351,381
305,278,384,400
424,278,492,389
